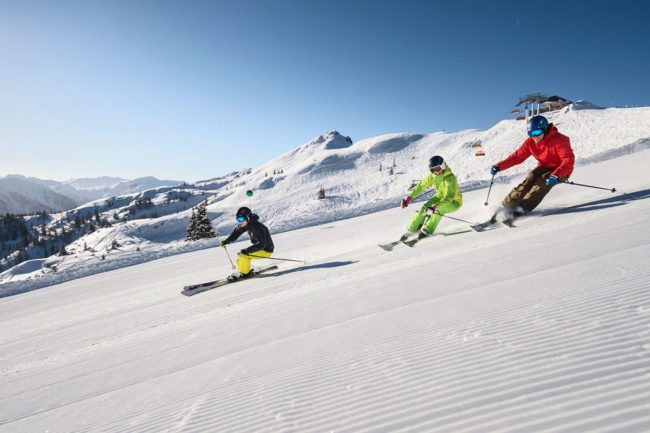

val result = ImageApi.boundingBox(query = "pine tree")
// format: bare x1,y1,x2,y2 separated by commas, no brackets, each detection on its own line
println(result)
318,186,326,200
194,200,216,239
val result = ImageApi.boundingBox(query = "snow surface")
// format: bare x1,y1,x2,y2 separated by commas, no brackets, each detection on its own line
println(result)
2,104,649,293
1,148,649,432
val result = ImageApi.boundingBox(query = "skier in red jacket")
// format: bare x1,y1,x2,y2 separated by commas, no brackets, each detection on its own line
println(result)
490,115,575,217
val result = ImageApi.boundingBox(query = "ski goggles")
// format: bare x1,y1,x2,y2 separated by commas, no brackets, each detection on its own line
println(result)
429,165,444,174
236,216,246,222
528,128,544,137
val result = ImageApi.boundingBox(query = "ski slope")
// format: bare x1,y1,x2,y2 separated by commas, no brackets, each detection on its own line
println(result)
1,150,650,432
3,104,650,294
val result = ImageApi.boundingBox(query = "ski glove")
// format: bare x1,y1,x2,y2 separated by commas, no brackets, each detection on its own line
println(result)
490,165,500,176
220,240,227,247
401,196,412,208
546,175,559,186
425,204,438,215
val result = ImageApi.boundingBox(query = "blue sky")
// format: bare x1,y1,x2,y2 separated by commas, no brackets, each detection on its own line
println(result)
1,0,648,183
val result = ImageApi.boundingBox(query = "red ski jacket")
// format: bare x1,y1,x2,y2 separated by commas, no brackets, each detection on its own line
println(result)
496,125,575,178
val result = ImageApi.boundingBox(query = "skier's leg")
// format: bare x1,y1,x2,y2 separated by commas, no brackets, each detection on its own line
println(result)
502,167,548,212
249,250,272,271
519,169,559,212
406,208,427,233
422,201,461,234
237,252,253,275
238,250,272,275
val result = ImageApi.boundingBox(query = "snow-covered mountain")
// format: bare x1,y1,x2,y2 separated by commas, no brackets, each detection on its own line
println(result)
66,176,126,190
0,175,186,214
0,176,80,214
1,145,649,432
1,103,649,292
63,175,186,201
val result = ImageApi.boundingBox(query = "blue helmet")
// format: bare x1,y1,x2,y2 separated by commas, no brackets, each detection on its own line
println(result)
527,115,549,137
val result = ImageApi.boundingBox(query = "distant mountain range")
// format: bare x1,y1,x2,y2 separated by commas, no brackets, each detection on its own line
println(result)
0,175,184,214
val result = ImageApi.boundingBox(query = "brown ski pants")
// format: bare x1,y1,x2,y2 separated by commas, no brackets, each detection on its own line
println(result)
502,166,565,213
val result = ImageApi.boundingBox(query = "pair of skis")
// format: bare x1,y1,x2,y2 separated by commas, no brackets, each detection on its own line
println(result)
379,214,517,251
181,265,278,296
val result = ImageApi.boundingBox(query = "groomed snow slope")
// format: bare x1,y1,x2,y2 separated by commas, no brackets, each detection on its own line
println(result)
1,150,649,432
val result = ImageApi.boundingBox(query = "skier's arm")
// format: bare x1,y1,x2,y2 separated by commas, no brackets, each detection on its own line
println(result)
222,226,246,245
408,174,435,199
496,140,532,172
552,137,575,178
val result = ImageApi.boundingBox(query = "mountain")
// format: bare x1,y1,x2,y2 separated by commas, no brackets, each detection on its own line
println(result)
108,176,185,196
1,146,649,432
0,177,80,214
1,103,649,291
0,175,186,214
66,176,125,190
4,174,96,204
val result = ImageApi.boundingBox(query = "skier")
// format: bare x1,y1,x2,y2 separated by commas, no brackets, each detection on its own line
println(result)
220,207,274,281
400,155,463,240
489,115,574,218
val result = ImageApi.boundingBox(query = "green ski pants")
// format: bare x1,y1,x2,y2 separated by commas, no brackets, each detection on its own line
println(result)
406,200,462,235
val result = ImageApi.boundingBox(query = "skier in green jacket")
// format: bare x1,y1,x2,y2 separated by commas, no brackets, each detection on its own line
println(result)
400,155,463,240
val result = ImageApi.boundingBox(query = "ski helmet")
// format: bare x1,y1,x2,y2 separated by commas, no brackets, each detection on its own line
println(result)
236,206,252,222
428,155,446,172
527,115,549,137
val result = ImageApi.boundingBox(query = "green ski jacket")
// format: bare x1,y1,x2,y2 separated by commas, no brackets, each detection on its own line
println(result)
408,165,463,207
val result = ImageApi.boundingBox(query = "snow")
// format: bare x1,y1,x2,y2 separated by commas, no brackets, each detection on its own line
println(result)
1,146,650,432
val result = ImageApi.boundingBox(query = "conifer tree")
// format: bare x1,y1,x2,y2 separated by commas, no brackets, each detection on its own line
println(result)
194,200,217,239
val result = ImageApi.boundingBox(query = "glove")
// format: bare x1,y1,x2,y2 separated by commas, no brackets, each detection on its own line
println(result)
239,249,248,256
220,240,227,247
490,165,500,176
546,175,559,186
425,204,438,215
401,196,412,208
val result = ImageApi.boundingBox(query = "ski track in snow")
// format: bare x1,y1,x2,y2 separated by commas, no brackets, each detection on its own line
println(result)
1,151,650,432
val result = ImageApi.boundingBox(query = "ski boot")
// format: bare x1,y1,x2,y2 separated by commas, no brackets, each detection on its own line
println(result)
226,271,253,283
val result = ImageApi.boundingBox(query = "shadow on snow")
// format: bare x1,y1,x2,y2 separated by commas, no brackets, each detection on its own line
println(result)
539,188,650,216
269,260,357,277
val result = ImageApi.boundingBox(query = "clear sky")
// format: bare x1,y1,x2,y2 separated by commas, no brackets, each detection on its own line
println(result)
1,0,648,183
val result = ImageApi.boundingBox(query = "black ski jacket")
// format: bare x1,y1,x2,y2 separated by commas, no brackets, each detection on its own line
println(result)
223,214,274,254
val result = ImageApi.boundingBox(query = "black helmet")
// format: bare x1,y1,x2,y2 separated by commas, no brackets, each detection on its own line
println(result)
428,155,447,173
236,206,252,222
428,155,444,168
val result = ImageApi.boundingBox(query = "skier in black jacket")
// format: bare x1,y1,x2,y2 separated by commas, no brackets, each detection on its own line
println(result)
220,207,274,281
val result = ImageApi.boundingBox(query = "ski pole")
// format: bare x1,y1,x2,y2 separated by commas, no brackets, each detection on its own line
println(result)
222,245,236,269
434,212,476,226
562,180,616,193
248,254,306,264
484,174,495,206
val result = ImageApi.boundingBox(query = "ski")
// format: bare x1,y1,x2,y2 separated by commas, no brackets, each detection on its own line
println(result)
403,237,424,247
181,265,279,296
378,235,414,251
470,215,498,232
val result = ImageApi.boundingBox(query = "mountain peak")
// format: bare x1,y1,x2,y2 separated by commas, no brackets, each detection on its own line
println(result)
308,130,354,150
